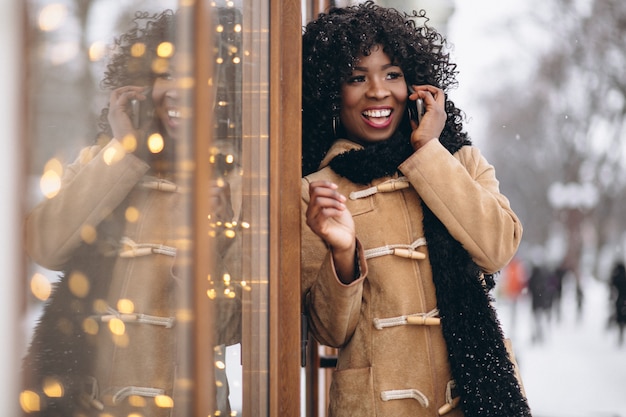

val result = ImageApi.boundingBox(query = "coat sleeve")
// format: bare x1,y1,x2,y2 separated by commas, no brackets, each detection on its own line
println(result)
301,177,367,348
399,140,522,274
25,139,150,270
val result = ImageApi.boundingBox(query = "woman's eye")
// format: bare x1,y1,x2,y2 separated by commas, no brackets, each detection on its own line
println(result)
347,75,366,84
386,71,403,80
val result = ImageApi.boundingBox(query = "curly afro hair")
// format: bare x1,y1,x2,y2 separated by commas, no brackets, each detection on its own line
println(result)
97,10,177,138
302,1,470,175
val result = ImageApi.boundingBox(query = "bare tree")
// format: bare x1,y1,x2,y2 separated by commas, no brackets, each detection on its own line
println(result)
482,0,626,279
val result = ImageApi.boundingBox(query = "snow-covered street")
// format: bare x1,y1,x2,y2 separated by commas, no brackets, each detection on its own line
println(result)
495,276,626,417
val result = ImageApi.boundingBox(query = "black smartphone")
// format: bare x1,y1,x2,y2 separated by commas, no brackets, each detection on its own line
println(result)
407,86,425,125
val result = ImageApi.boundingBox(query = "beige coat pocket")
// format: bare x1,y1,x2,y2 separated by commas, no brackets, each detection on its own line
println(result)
329,367,376,417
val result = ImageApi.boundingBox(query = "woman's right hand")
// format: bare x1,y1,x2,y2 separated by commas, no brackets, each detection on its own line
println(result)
306,181,358,282
107,85,149,143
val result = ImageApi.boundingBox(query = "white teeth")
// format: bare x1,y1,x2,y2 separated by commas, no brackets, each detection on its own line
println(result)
362,109,391,118
168,110,181,118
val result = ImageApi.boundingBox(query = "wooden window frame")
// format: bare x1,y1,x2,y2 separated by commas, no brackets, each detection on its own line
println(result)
190,1,302,416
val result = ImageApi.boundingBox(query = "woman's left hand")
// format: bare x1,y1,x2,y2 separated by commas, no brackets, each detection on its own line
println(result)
407,85,447,150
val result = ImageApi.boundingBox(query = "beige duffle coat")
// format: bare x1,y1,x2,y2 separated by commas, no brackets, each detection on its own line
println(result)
301,138,522,417
26,139,181,415
26,139,241,415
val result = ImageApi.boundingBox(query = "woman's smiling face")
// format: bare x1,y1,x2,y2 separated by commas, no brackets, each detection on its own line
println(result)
339,45,408,145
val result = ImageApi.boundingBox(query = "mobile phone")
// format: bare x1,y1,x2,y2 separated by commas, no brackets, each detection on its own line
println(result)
407,86,425,125
130,90,154,129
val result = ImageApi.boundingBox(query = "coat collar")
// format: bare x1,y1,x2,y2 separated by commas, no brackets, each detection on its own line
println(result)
319,139,363,170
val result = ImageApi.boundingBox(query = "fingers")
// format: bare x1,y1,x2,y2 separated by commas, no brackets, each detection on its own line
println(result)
407,85,447,150
408,84,444,106
307,181,347,218
110,85,149,103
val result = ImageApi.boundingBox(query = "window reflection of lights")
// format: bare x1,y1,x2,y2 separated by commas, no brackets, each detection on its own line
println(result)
93,299,108,314
30,273,51,301
82,317,99,335
155,395,174,408
232,57,241,64
89,41,106,62
207,288,217,299
157,42,175,58
131,42,146,57
147,133,165,153
38,3,67,31
129,395,147,407
216,57,224,64
40,169,61,199
80,223,97,244
44,158,63,175
216,24,224,33
224,230,236,239
178,76,195,89
152,57,170,74
241,221,251,229
225,154,235,164
234,24,242,33
103,146,123,166
226,1,235,7
125,206,140,223
215,360,226,370
69,271,90,298
218,100,228,107
43,377,64,398
108,317,126,336
19,390,41,413
121,134,138,152
117,298,135,314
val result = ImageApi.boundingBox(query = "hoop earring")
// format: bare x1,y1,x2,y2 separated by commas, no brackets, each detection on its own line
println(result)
332,116,340,138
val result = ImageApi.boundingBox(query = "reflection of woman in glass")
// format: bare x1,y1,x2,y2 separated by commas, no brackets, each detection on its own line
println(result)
301,3,531,417
22,10,240,416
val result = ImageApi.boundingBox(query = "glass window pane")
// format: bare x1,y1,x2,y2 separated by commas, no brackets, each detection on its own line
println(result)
19,1,270,416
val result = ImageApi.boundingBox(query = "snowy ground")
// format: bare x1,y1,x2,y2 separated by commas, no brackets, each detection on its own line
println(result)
495,276,626,417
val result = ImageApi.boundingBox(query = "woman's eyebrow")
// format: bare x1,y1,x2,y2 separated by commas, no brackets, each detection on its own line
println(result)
353,62,396,72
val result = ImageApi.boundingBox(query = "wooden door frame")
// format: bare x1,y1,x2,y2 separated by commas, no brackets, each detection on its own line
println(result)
268,0,302,416
191,0,303,416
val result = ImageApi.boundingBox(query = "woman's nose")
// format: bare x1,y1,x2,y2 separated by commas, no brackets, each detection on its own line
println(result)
366,79,389,99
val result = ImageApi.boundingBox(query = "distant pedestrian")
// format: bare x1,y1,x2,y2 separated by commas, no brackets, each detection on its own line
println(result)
609,262,626,345
527,265,555,343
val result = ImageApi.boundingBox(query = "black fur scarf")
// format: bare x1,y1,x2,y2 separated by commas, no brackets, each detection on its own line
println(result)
329,132,532,417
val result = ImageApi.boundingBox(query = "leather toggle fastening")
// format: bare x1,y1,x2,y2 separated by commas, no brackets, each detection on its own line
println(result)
392,248,426,260
364,238,427,261
438,380,460,415
406,316,441,326
119,237,177,258
373,309,440,329
349,177,410,200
